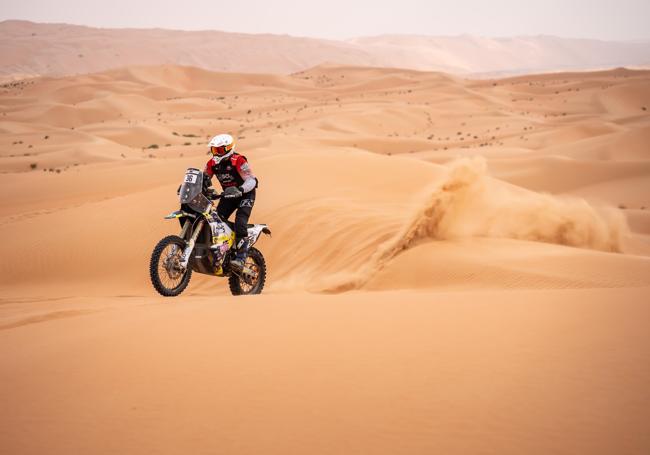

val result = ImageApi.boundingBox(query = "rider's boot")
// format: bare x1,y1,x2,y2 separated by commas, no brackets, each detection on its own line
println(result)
230,236,250,270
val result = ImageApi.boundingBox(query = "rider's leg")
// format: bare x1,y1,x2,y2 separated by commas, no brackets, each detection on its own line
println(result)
216,196,237,222
231,192,255,269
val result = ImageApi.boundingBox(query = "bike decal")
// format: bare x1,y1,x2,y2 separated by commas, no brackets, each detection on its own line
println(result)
184,173,198,183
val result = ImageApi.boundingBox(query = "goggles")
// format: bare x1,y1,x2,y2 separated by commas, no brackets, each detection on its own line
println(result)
210,144,233,156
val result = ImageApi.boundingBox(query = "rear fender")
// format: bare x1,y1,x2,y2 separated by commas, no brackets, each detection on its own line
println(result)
247,224,271,245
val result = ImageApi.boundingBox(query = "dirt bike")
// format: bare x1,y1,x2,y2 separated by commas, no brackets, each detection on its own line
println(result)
149,168,270,297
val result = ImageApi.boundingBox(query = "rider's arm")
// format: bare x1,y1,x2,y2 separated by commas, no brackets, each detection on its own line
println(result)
236,157,257,193
203,158,215,178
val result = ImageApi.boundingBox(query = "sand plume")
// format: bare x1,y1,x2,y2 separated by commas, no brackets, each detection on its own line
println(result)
322,158,629,292
404,158,628,251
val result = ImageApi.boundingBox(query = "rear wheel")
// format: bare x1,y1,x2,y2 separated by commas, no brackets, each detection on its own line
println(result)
228,247,266,295
150,235,192,297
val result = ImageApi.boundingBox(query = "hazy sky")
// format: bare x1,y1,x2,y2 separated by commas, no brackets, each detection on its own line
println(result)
2,0,649,41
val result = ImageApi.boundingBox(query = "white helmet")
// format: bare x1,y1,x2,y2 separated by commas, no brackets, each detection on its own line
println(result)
208,133,235,163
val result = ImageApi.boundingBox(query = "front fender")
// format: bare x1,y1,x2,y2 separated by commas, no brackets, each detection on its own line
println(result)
164,210,196,220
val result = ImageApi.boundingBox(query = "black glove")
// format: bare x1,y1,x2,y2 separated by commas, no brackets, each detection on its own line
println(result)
222,186,243,199
206,188,220,200
202,172,213,191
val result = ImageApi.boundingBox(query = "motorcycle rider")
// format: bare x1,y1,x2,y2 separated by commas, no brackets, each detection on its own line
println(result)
204,133,258,270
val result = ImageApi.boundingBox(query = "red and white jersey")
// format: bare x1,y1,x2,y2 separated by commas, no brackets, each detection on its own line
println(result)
205,153,257,192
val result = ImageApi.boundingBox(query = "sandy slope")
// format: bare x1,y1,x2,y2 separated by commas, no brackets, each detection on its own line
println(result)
1,289,649,455
0,64,649,453
2,20,650,80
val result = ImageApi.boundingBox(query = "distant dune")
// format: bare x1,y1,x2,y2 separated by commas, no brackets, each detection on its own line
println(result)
1,20,649,81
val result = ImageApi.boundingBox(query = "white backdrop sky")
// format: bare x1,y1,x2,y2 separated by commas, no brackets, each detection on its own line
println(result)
1,0,649,41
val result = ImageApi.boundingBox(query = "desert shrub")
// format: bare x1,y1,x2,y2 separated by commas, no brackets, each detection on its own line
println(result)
147,144,159,149
30,163,37,170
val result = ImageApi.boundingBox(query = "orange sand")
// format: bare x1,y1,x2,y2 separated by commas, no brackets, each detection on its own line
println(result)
1,64,649,454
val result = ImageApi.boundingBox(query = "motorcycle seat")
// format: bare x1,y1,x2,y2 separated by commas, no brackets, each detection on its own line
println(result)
223,220,256,230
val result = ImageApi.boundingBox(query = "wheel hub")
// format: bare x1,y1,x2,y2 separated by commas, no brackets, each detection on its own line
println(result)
164,253,184,279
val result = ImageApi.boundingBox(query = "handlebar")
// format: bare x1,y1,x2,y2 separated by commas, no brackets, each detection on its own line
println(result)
206,190,221,200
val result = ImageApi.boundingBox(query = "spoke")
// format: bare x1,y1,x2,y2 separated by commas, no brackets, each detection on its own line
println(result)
158,243,185,290
239,257,260,293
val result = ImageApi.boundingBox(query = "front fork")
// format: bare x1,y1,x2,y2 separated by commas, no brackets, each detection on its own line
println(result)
179,219,204,269
167,219,191,261
179,219,191,240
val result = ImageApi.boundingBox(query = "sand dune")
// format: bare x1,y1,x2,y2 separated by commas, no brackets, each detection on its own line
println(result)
1,64,649,453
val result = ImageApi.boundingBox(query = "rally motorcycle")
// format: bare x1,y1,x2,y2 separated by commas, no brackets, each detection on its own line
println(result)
149,168,270,296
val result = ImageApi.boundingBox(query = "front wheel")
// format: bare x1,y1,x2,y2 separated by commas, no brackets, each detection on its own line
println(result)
228,247,267,296
150,235,192,296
